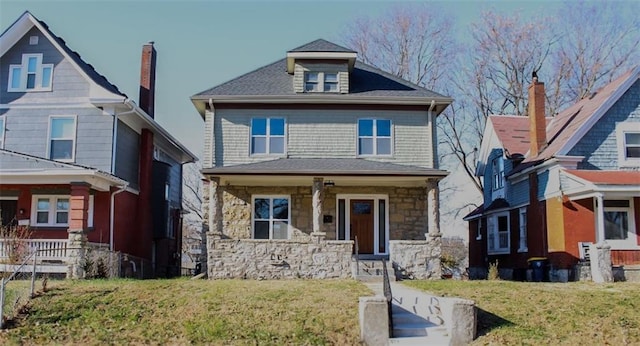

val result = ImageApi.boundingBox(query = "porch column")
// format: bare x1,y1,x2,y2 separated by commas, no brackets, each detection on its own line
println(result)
67,182,90,279
311,177,326,242
426,179,441,235
208,177,223,237
595,194,605,243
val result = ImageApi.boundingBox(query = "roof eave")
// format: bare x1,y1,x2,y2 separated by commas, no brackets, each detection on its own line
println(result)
191,95,453,117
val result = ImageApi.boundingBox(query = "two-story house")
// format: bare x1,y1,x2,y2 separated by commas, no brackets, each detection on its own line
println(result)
191,39,453,279
466,68,640,282
0,11,196,277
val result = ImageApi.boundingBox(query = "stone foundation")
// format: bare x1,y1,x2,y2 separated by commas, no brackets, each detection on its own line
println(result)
207,238,353,279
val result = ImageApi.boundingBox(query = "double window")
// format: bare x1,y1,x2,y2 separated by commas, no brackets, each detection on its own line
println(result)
31,195,94,227
487,212,510,254
358,119,392,156
616,122,640,167
48,116,77,161
253,196,290,239
250,118,285,155
8,54,53,92
304,72,339,92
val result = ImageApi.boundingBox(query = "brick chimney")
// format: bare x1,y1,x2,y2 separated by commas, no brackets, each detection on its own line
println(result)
139,42,156,118
528,72,546,157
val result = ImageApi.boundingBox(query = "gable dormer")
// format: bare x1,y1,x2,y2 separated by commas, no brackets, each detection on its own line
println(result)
286,39,356,94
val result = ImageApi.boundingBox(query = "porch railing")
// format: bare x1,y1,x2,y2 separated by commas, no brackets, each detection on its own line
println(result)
0,239,68,262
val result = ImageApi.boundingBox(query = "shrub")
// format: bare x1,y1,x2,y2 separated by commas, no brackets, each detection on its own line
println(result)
488,260,500,280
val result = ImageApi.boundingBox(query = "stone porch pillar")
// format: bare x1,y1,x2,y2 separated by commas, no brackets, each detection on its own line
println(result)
311,177,326,242
208,177,224,238
67,182,90,279
426,179,441,235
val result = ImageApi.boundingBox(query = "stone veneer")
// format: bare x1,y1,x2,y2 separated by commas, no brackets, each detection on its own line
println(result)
207,237,353,279
389,233,442,279
212,185,430,241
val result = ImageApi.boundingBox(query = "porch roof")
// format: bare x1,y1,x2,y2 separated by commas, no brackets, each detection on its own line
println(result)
562,169,640,200
202,158,448,187
0,149,127,191
565,170,640,185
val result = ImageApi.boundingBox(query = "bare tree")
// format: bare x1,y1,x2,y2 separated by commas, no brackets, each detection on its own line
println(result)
182,161,204,264
344,4,455,90
551,1,640,112
343,2,640,211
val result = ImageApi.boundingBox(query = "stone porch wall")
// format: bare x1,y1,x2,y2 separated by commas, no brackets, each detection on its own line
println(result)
207,237,354,279
389,233,442,280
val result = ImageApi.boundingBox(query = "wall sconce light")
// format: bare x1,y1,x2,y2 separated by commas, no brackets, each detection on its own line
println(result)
19,208,25,215
323,180,335,187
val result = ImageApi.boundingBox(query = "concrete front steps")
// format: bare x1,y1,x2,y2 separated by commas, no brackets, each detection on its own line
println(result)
352,258,396,282
389,283,452,345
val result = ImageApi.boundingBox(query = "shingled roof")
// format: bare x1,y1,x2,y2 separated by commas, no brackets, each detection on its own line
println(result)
289,39,355,53
192,39,451,103
202,158,448,177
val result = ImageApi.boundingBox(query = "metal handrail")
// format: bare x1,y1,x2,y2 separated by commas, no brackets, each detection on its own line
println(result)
382,258,393,338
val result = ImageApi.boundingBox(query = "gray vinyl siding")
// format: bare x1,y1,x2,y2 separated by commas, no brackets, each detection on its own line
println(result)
0,106,113,171
1,27,90,103
212,108,434,168
115,120,140,189
156,150,183,209
568,80,640,170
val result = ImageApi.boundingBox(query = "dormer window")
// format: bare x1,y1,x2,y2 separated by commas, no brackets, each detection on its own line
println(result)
492,157,504,190
304,71,339,92
8,54,53,92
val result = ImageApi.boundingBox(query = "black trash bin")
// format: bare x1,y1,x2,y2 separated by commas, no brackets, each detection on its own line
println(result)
528,257,547,282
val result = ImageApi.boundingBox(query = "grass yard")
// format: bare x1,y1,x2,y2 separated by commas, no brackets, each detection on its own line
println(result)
0,278,371,345
405,280,640,345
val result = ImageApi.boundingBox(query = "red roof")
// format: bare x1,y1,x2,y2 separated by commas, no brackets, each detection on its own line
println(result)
566,170,640,185
489,115,551,156
529,68,639,162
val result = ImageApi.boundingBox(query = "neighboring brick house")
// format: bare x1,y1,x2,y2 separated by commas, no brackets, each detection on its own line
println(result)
465,67,640,281
191,39,453,279
0,12,196,277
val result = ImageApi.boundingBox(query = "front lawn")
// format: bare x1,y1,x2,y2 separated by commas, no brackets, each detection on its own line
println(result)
405,280,640,345
1,278,371,345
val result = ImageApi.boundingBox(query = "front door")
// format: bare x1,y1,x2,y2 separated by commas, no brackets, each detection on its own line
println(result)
350,199,374,254
0,199,18,226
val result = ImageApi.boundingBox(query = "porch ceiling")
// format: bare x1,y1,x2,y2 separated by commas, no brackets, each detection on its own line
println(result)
213,174,439,187
202,158,448,187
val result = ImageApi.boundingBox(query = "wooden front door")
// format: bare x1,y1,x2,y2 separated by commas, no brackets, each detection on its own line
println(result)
350,199,374,254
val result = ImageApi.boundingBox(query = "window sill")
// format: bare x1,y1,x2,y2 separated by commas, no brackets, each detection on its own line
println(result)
7,88,52,93
518,247,528,253
488,250,510,255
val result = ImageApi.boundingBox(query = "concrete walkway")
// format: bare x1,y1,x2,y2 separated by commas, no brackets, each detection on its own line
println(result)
365,282,452,345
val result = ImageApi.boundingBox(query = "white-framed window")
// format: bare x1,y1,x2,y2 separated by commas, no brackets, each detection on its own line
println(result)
492,157,504,190
250,118,285,155
304,71,339,92
31,195,94,227
603,199,637,248
518,207,528,252
616,122,640,167
48,116,77,161
487,212,510,254
476,218,482,240
358,119,392,156
7,54,53,92
252,195,290,240
0,116,5,149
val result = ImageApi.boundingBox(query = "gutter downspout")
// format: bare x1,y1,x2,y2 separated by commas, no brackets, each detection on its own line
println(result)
110,183,129,252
